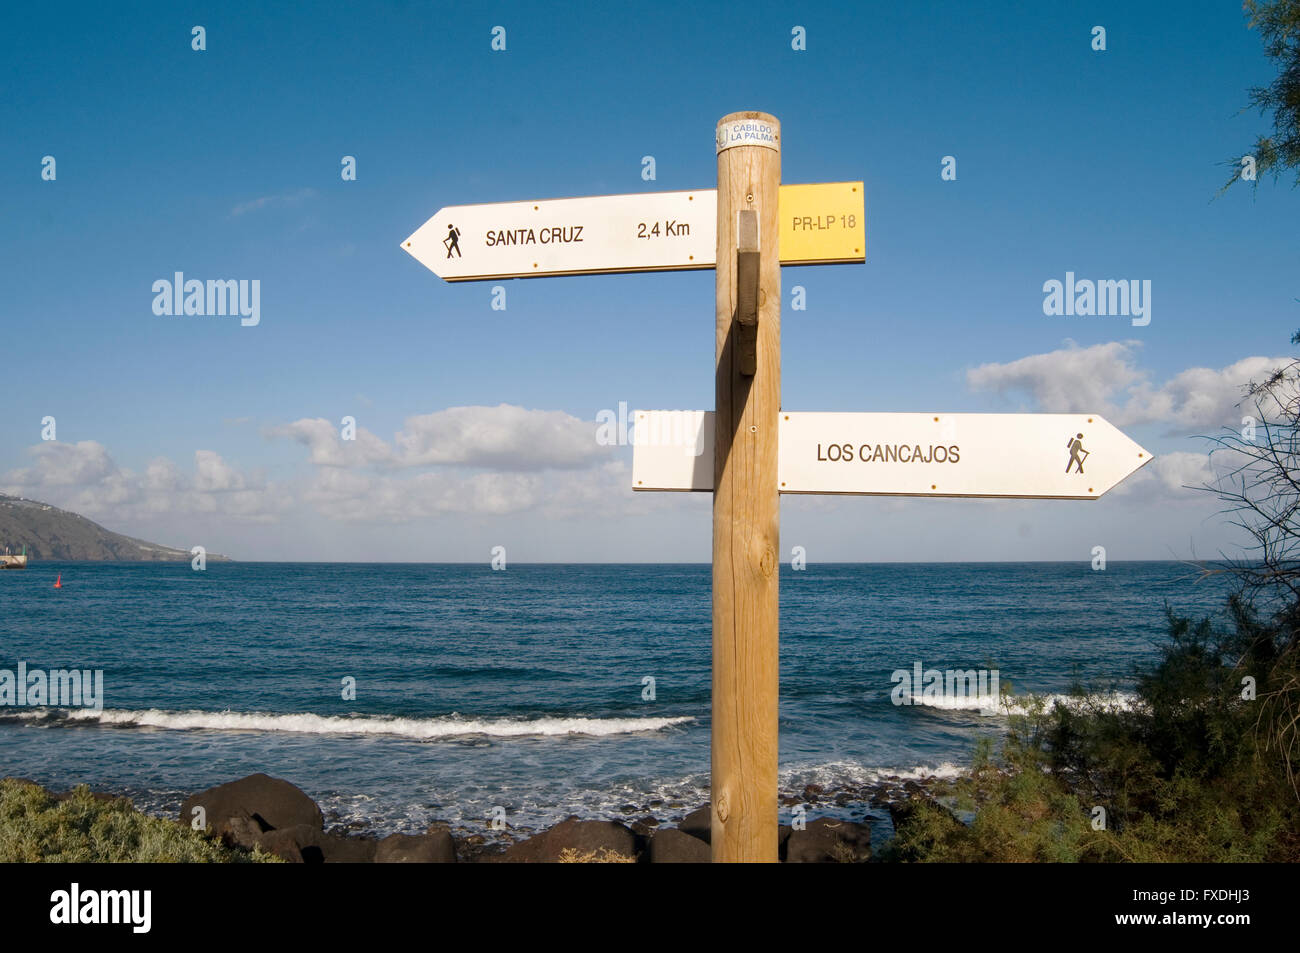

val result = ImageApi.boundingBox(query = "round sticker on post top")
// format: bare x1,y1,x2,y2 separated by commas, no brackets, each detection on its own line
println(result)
715,118,779,154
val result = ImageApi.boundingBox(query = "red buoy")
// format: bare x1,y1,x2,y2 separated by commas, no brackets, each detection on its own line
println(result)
53,573,61,589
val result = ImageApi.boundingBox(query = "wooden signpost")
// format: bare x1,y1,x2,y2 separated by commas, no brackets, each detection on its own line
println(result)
402,111,1153,863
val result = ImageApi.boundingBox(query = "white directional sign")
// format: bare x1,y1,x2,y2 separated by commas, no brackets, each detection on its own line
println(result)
632,411,1152,499
401,183,865,281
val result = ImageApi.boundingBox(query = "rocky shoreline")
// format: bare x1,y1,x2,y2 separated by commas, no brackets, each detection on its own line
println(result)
6,771,960,862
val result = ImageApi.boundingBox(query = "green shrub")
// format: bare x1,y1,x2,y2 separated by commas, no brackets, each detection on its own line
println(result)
0,779,283,863
887,598,1300,862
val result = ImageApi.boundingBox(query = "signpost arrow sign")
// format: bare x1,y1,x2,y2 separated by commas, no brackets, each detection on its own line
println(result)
401,183,864,281
632,411,1153,499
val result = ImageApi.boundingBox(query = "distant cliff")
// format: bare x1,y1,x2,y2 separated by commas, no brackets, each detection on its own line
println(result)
0,495,230,562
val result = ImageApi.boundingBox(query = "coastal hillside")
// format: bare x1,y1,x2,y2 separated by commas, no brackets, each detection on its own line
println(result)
0,494,229,562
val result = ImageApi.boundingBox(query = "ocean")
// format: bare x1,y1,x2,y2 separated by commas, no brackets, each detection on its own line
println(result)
0,561,1234,839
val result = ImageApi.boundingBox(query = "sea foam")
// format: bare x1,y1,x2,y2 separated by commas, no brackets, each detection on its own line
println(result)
904,690,1139,715
17,707,695,739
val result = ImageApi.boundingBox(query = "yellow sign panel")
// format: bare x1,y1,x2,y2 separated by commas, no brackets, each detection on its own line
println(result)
778,181,865,266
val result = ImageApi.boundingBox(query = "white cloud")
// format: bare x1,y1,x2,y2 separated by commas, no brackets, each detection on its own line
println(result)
303,468,540,522
297,459,672,525
5,440,118,487
967,342,1292,432
1,441,283,524
393,404,607,470
265,418,395,467
967,340,1143,419
194,449,251,492
229,188,317,218
267,404,609,471
1107,451,1214,502
1122,356,1294,431
1,402,646,537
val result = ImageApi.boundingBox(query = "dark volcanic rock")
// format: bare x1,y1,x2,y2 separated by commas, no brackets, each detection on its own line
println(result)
318,833,378,863
375,831,457,863
221,811,267,851
678,804,711,843
256,826,323,863
629,815,661,837
257,825,377,863
495,819,639,863
648,828,710,863
181,773,323,838
784,817,871,863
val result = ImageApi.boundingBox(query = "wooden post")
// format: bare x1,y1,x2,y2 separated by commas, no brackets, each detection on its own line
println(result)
712,111,781,862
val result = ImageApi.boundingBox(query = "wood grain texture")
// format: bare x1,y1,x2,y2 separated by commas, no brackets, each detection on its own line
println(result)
711,111,781,863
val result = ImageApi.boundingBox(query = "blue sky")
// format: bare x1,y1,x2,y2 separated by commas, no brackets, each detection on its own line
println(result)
2,1,1296,561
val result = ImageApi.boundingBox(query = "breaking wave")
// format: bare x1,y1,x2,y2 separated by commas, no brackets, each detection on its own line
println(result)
4,707,695,739
904,690,1140,715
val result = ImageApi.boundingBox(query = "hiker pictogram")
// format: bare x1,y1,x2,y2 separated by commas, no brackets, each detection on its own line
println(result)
1066,432,1089,474
443,224,461,259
